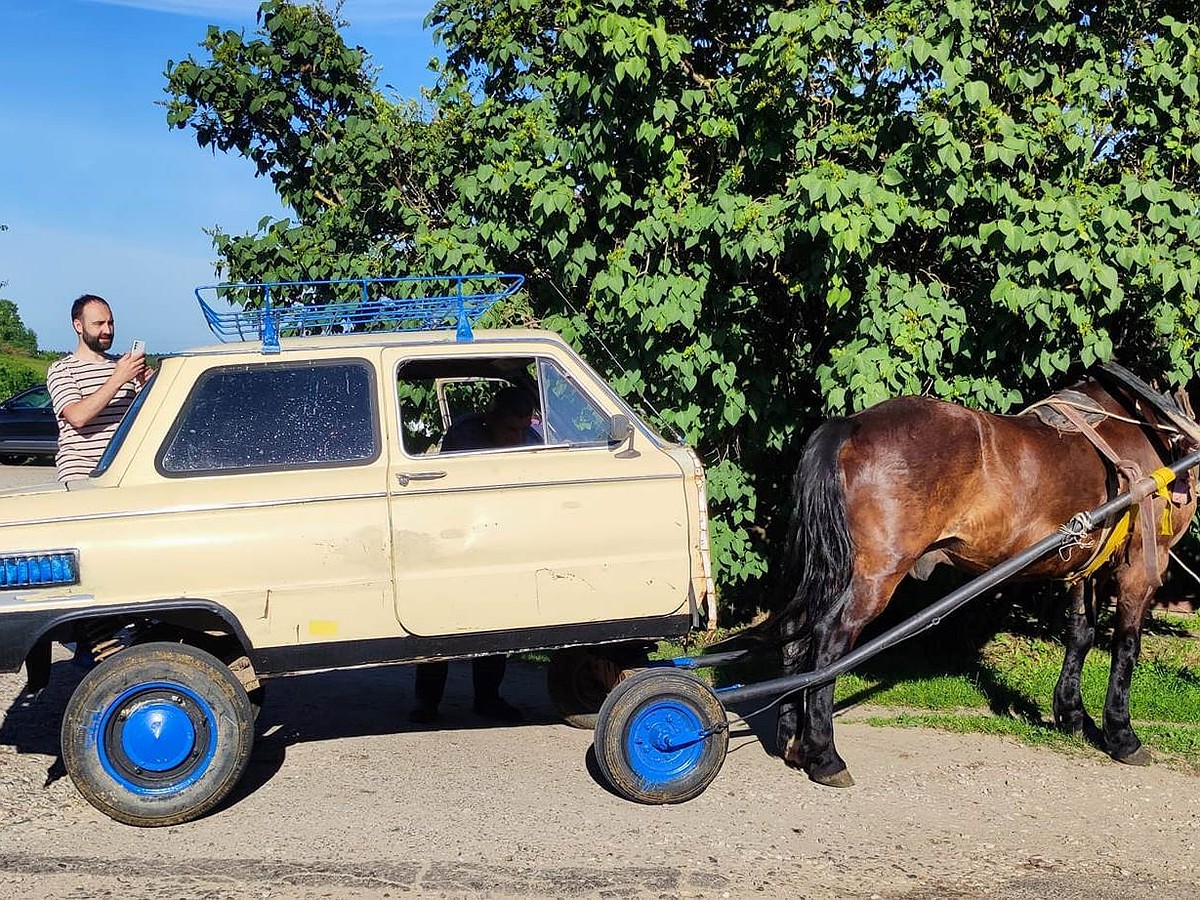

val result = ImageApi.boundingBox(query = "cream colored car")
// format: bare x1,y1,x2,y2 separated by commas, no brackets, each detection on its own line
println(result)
0,326,714,827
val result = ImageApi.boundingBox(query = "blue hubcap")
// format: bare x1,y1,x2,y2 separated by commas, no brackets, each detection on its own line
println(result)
95,681,219,796
121,701,197,772
625,700,706,786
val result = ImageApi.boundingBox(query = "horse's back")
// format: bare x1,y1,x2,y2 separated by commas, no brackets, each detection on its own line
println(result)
833,394,1112,573
841,394,1044,492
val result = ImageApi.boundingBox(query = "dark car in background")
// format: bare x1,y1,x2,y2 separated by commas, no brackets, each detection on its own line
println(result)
0,384,56,463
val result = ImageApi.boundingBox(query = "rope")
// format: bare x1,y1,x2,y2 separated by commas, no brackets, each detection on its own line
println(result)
1150,465,1176,494
532,266,686,443
1169,549,1200,589
1057,512,1096,561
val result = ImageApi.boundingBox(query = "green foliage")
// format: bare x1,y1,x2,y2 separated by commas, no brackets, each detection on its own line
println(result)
0,300,38,355
0,354,49,400
165,1,1200,620
0,285,48,397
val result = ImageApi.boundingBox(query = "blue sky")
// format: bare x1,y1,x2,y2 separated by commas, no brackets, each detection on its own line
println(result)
0,0,437,353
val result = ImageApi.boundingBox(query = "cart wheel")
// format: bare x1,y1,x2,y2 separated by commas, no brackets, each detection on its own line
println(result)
547,646,647,729
61,642,255,827
594,669,728,804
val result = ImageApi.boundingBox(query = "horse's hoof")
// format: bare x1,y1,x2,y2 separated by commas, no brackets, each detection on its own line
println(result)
1115,745,1153,767
809,768,855,788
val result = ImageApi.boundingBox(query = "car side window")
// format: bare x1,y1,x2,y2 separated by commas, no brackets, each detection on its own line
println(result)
538,359,610,446
396,355,611,457
397,359,541,456
157,361,379,475
8,386,51,409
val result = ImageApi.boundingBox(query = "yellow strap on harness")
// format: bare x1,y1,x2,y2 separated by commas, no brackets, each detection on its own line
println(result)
1150,466,1175,495
1069,466,1180,583
1078,510,1132,580
1151,465,1175,536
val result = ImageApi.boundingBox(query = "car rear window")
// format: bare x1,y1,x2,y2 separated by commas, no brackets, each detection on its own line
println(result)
157,361,379,475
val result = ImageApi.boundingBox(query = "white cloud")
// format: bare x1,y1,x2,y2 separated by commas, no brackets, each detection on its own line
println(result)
82,0,430,23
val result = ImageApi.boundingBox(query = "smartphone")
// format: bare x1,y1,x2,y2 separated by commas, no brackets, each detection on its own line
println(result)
130,340,145,357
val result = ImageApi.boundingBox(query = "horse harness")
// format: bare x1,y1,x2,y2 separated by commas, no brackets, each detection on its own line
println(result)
1024,387,1194,588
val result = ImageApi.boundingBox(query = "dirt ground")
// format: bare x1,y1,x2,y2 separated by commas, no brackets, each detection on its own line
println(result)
2,463,1200,900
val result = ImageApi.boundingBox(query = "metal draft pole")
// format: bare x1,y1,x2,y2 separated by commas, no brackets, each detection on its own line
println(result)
716,447,1200,707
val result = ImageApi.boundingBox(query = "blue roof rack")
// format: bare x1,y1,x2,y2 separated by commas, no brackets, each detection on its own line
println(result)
194,273,526,354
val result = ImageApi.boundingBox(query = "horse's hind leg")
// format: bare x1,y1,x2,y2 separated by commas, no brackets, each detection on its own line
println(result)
775,609,807,768
788,617,855,787
786,571,907,787
1053,579,1099,739
1103,569,1157,766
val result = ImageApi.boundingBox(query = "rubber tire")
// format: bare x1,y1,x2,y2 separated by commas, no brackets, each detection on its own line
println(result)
547,646,647,730
61,642,255,827
594,668,728,804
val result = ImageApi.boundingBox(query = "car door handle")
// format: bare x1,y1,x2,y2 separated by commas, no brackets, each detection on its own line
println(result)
395,471,447,487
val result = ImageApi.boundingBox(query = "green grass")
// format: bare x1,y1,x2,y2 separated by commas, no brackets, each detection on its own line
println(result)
861,712,1086,756
835,671,989,710
815,609,1200,771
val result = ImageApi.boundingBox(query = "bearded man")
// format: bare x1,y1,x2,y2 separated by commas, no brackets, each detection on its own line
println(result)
46,294,149,484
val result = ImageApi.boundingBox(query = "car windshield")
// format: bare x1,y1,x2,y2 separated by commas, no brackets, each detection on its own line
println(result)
91,372,158,478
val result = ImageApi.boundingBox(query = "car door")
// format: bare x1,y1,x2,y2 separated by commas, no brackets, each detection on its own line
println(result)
385,346,692,636
132,355,397,649
0,385,57,451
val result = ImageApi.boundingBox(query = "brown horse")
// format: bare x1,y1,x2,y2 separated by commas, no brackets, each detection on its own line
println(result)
775,375,1197,787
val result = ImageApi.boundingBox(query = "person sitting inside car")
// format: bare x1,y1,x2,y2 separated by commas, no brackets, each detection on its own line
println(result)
410,386,541,724
439,384,542,452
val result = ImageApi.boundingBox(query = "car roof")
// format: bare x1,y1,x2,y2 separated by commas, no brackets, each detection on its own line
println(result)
168,328,568,358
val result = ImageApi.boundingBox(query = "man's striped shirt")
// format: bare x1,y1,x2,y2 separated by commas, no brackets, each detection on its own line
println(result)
46,354,139,484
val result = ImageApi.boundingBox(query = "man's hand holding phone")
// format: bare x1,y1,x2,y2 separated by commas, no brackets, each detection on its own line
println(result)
119,340,151,386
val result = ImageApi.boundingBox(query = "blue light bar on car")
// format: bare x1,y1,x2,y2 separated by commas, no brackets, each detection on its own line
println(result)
0,550,79,588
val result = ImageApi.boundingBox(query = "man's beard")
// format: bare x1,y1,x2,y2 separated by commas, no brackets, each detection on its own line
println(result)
82,331,112,353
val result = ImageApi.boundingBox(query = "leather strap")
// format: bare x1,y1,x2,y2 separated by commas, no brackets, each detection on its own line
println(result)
1050,402,1162,587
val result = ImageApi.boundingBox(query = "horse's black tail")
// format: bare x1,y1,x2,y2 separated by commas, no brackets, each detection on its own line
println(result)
775,417,857,657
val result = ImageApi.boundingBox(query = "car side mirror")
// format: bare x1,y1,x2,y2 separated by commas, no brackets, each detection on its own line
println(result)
608,413,633,445
608,414,637,457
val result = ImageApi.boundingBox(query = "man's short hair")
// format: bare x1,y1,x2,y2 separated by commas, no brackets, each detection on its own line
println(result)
71,294,109,322
491,386,535,417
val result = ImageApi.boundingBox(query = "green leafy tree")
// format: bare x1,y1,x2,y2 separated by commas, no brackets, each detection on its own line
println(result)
166,1,1200,619
0,223,45,395
0,300,39,356
0,355,49,400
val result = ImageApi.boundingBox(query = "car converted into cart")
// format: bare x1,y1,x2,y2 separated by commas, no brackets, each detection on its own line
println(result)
0,274,715,826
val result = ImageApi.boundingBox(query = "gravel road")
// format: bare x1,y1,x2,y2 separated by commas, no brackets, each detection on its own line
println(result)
1,461,1198,900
